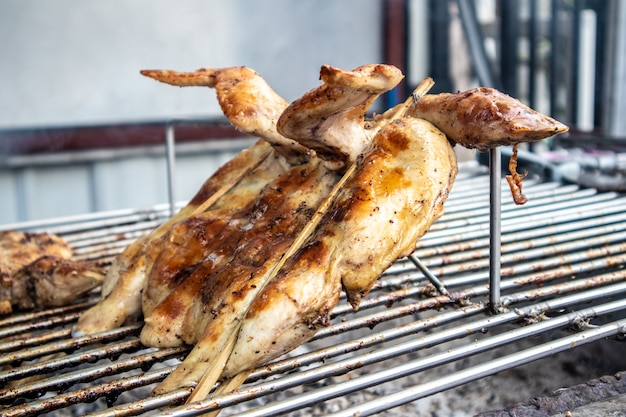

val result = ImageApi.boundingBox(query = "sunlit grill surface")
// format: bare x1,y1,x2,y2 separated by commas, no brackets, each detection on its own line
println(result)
1,162,626,417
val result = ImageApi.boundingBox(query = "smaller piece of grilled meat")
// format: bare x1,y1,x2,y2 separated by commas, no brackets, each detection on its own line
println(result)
11,256,106,310
0,231,104,314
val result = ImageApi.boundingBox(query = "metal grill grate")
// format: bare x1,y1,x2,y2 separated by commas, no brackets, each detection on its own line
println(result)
1,161,625,416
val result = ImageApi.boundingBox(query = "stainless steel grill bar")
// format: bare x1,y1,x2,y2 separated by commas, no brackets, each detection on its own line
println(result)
0,347,188,406
0,324,142,366
0,311,83,340
326,319,626,417
154,293,626,417
75,277,626,417
1,367,179,417
0,339,143,384
1,169,625,416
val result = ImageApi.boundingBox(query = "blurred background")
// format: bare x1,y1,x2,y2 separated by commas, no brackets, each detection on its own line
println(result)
1,0,624,224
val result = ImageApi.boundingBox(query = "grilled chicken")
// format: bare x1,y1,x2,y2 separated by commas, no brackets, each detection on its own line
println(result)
10,256,105,310
0,231,103,314
155,116,457,393
75,64,402,337
75,63,567,400
403,87,569,151
75,141,290,335
76,67,315,336
0,231,72,277
140,158,338,347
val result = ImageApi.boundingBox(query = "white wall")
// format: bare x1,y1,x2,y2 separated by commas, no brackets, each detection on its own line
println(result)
0,0,397,224
0,0,384,129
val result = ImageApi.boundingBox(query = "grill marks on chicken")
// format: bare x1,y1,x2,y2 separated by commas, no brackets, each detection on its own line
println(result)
75,67,300,335
220,117,457,381
75,143,290,335
154,160,342,393
141,159,340,350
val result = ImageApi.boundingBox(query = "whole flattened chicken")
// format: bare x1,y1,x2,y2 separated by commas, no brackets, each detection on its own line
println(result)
74,63,568,401
156,116,456,394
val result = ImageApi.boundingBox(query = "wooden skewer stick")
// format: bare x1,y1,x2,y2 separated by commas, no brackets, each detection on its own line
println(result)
191,146,274,216
186,328,240,404
386,77,435,122
197,371,253,417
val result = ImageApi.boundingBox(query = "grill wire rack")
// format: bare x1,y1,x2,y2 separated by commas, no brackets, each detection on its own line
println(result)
1,152,626,416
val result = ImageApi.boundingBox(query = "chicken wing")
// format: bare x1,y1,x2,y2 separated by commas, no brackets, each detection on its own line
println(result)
277,64,403,169
140,67,311,165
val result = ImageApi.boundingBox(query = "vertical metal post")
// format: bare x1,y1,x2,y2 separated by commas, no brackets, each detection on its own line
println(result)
457,0,503,313
549,0,560,118
165,122,176,217
489,148,502,312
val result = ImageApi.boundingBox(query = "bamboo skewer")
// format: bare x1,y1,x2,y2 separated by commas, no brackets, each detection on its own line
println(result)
191,146,274,216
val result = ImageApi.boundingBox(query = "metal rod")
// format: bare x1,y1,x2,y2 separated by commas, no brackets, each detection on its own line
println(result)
489,148,502,312
408,254,448,295
165,122,177,217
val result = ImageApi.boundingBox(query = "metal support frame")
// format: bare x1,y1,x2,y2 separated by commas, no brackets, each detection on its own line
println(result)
165,122,177,217
457,0,503,312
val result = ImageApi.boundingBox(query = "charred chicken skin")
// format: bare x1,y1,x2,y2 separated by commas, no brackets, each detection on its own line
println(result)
74,64,567,400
